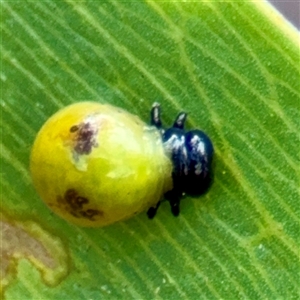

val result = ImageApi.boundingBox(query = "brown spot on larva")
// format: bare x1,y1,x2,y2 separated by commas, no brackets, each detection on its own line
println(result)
70,121,99,155
70,125,79,132
69,211,80,218
56,189,103,221
80,209,103,220
65,189,88,210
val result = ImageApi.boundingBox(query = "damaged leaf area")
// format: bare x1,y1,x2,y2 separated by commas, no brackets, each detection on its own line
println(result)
0,213,69,296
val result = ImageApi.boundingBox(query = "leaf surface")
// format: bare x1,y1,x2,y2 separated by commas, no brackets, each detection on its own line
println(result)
1,1,299,299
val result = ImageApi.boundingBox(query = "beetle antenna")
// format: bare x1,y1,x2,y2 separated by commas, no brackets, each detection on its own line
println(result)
173,112,187,129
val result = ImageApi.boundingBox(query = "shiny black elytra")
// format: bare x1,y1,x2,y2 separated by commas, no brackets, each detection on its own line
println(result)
147,103,214,219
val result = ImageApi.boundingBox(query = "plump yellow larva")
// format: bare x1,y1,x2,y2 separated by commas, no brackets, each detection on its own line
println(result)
30,102,173,227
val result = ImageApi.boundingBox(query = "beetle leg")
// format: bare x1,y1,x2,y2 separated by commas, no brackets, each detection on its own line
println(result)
164,186,182,217
147,189,181,219
147,201,161,219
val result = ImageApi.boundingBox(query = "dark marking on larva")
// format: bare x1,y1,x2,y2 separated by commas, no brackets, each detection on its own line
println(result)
65,189,88,210
80,209,102,219
56,189,103,221
70,122,98,155
70,125,79,132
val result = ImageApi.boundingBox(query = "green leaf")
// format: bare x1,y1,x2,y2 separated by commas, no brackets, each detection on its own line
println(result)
1,1,299,299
